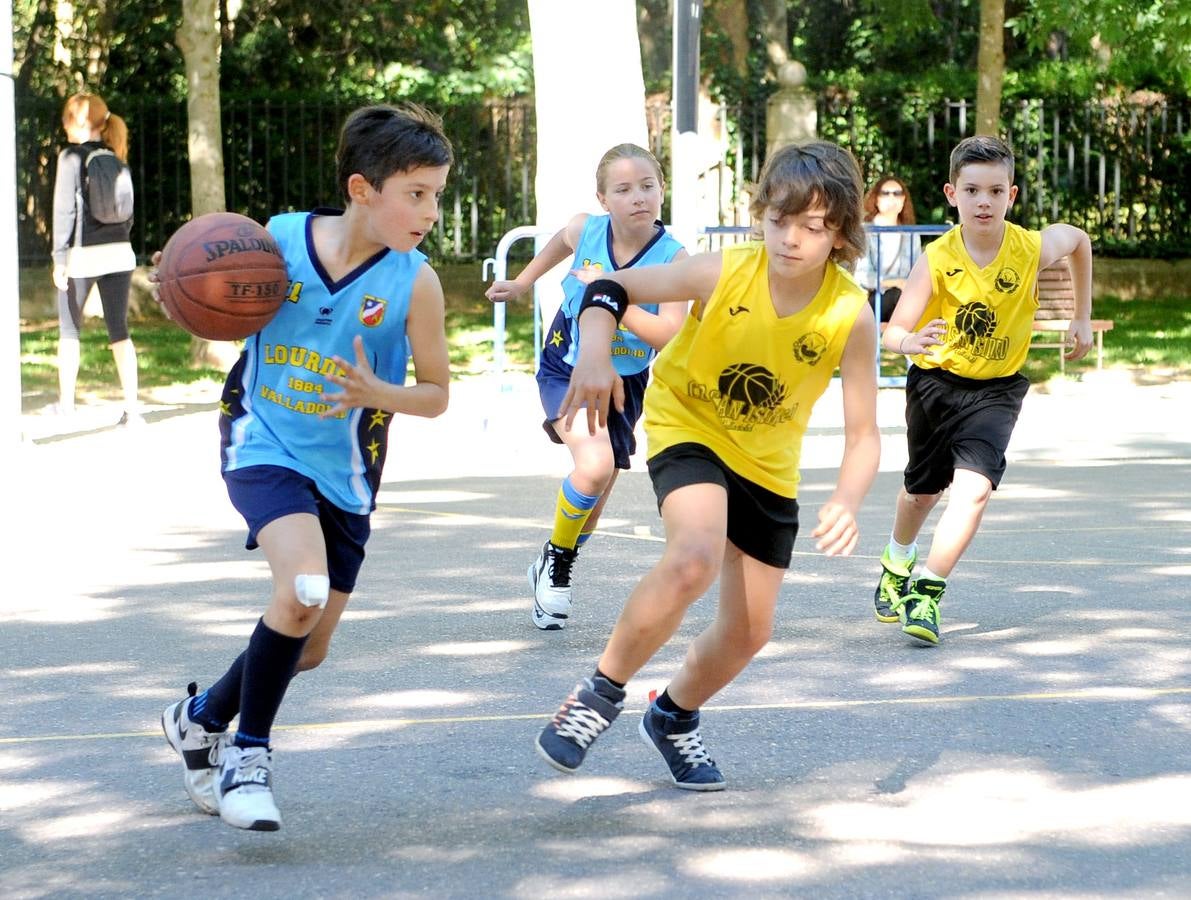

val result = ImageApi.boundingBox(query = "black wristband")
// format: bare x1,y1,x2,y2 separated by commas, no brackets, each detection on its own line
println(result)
578,278,629,325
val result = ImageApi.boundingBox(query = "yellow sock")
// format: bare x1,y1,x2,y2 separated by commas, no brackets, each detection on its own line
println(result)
550,476,599,550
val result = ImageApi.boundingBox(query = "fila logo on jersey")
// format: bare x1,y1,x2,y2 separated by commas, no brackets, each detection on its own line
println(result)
359,295,387,327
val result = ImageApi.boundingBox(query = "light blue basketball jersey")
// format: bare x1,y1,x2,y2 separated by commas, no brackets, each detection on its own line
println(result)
219,209,425,514
558,214,684,376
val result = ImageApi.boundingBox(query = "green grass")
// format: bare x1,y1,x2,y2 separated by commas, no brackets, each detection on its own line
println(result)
20,317,228,407
19,294,1189,409
445,302,536,375
18,301,539,409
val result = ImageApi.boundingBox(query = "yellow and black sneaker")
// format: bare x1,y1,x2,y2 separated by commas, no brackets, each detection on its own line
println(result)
897,577,946,645
874,547,916,623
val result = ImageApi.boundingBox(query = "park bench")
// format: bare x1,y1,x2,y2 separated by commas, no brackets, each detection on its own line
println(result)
1031,257,1114,373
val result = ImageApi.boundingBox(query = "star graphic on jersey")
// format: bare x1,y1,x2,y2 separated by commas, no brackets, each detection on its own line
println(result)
366,438,382,463
550,330,564,347
368,409,389,430
219,400,232,417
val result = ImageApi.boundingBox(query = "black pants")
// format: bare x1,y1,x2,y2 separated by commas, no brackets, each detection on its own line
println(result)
58,270,133,342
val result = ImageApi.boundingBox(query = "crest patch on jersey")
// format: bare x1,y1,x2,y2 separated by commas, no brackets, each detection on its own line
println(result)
993,266,1021,293
359,295,387,327
792,332,828,365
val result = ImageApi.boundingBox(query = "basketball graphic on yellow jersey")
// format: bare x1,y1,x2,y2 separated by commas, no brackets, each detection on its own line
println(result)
718,363,789,414
955,301,998,340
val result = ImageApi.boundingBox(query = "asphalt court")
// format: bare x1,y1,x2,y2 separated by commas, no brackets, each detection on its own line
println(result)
3,377,1190,897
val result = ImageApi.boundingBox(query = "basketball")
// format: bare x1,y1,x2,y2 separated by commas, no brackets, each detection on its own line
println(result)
157,212,288,340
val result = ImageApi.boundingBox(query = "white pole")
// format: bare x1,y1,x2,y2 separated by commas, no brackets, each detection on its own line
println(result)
527,0,648,343
0,5,21,443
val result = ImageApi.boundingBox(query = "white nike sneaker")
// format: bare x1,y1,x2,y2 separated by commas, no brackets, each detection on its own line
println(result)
217,743,281,831
161,683,225,815
528,541,576,630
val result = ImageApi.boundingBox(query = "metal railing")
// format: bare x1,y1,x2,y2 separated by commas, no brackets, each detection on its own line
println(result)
480,225,554,385
701,224,952,386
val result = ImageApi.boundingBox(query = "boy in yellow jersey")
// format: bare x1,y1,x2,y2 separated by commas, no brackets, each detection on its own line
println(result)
873,135,1094,645
534,142,881,790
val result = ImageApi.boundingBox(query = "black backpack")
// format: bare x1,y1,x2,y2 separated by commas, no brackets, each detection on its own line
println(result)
81,148,134,225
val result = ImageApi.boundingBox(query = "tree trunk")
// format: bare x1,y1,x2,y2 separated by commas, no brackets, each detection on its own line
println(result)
707,0,748,78
976,0,1005,136
175,0,236,367
756,0,788,76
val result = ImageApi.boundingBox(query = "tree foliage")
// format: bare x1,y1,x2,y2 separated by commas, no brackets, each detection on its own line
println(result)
219,1,532,103
13,0,532,104
1010,0,1191,94
772,0,1191,100
12,0,1188,263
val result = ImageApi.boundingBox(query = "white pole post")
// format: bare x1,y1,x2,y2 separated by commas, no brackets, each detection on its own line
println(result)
527,0,648,352
1,6,21,443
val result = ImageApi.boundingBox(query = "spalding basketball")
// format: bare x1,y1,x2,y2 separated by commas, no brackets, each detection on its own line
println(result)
157,212,288,340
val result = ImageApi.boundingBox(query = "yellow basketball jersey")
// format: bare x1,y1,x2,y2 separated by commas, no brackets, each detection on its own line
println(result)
912,221,1042,378
645,242,867,498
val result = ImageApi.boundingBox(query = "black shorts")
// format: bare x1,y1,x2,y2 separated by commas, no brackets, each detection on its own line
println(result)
647,442,799,569
223,465,370,594
903,366,1029,495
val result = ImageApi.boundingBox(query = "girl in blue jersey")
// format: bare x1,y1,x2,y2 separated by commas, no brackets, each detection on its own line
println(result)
485,144,688,631
159,104,453,832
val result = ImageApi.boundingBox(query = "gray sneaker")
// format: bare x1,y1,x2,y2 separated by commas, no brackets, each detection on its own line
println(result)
639,700,726,791
535,676,624,772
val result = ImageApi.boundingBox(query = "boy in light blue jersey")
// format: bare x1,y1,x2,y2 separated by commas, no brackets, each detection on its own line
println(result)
160,103,453,832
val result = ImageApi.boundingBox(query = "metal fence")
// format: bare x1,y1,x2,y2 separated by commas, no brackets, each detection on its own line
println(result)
16,96,536,267
816,95,1190,251
16,92,1188,268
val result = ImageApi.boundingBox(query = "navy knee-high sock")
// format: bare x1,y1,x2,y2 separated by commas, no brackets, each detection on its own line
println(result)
234,618,307,749
190,652,245,732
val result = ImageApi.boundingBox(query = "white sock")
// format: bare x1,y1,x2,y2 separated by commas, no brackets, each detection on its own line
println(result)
918,567,946,584
888,535,917,564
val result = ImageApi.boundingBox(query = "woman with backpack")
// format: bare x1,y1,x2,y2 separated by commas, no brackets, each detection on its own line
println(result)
51,91,142,427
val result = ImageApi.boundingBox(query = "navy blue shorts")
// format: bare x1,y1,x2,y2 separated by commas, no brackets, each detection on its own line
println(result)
647,442,799,569
536,309,648,470
222,464,370,594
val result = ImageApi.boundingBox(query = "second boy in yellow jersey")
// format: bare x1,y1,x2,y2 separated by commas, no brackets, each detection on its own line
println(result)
874,135,1094,645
